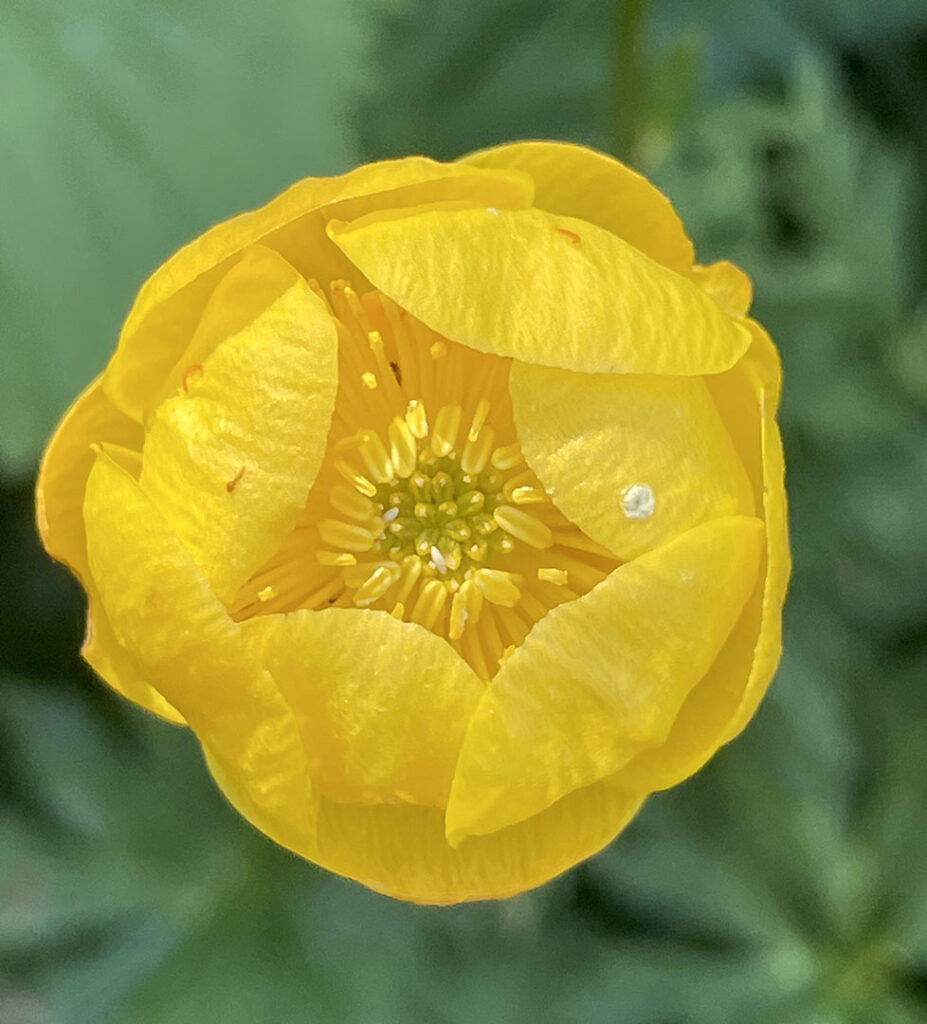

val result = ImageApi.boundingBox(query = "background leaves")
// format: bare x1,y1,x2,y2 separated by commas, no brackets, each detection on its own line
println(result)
2,0,927,1021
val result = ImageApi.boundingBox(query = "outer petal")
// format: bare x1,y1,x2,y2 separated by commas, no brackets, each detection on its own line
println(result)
618,340,789,790
691,260,753,318
84,454,316,854
327,207,750,375
35,378,180,721
310,778,644,905
446,516,764,845
105,160,534,419
241,609,484,807
462,140,694,274
138,249,338,605
510,362,755,561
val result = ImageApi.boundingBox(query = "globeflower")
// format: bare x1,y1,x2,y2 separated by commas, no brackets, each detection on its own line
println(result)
36,141,788,903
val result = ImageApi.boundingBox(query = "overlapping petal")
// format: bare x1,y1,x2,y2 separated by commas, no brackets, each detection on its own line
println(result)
327,206,750,374
445,516,764,845
462,140,695,273
241,609,484,807
84,454,316,854
509,362,755,560
138,248,338,605
105,160,533,419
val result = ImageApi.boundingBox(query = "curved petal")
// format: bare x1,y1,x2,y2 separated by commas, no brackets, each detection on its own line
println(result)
618,348,790,790
510,361,755,561
328,206,750,375
307,777,644,904
84,453,316,853
445,516,764,845
36,376,142,577
105,160,534,419
462,140,694,274
241,609,484,807
138,249,338,605
691,260,753,318
34,378,180,721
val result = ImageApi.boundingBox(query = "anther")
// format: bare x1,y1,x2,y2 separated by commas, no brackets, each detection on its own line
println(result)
405,400,429,439
468,400,491,442
330,484,376,521
537,567,569,586
361,371,377,389
388,417,417,478
490,443,523,471
430,340,447,360
474,568,522,607
316,551,358,567
493,505,553,549
318,519,376,552
354,563,401,607
257,585,276,602
460,425,495,475
410,580,448,630
334,460,378,498
431,404,462,457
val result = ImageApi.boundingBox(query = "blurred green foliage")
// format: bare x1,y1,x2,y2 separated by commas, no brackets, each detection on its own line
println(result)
2,0,926,1021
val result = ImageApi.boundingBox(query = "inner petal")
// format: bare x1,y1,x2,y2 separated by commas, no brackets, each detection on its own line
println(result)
230,285,619,678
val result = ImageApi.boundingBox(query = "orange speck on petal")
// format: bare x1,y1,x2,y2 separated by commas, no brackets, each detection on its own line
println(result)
555,227,581,245
226,466,246,493
182,363,204,392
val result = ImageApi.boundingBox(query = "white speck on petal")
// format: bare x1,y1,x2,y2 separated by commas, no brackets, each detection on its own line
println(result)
487,207,500,216
383,506,400,522
430,545,448,574
621,482,655,520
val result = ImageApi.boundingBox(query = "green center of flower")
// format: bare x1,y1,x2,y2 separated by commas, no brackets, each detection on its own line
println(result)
317,394,560,639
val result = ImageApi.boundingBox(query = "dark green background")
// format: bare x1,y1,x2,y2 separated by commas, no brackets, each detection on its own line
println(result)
2,1,927,1021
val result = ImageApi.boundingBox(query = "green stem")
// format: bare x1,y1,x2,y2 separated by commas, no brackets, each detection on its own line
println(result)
612,0,648,165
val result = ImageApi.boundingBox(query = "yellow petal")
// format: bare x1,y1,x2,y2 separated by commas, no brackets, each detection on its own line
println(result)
691,260,753,318
138,250,338,605
36,376,142,579
328,206,750,374
463,139,694,273
84,453,316,854
445,516,764,845
105,160,533,419
309,777,644,904
34,379,179,721
510,362,755,560
82,584,184,724
618,344,789,790
241,609,484,807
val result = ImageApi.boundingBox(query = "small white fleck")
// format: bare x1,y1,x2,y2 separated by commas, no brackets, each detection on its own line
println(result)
621,482,655,520
681,570,694,582
487,207,500,216
383,506,400,522
430,545,448,574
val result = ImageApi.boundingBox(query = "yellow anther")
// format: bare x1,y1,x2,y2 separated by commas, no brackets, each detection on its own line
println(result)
490,443,523,471
468,399,491,442
361,371,377,389
410,579,448,629
473,568,522,607
511,485,547,505
493,505,553,549
405,399,429,439
390,601,405,619
334,460,377,497
429,340,447,359
431,471,454,503
329,484,376,521
318,519,376,552
354,563,402,607
461,425,495,475
358,431,394,484
502,470,537,501
316,551,358,567
388,417,417,478
537,567,569,586
257,585,276,602
431,404,462,457
395,555,423,603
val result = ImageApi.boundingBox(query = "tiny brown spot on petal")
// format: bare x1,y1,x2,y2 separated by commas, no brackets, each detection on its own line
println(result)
389,360,403,386
182,364,204,392
556,227,581,245
226,466,246,492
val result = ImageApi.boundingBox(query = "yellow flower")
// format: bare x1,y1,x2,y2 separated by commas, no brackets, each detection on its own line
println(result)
36,141,789,904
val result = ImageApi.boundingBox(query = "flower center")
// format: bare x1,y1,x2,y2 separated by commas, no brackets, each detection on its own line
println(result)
231,283,618,678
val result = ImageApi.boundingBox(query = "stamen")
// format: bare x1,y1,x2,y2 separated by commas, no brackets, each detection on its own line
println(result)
388,417,417,478
473,568,522,607
460,425,495,475
329,484,376,521
468,399,491,442
493,505,553,549
257,585,276,602
318,519,376,552
334,460,378,498
405,399,429,439
361,371,377,390
316,551,358,567
410,579,448,629
354,563,401,607
537,567,569,586
491,443,523,471
430,340,447,359
431,404,462,457
357,431,394,484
